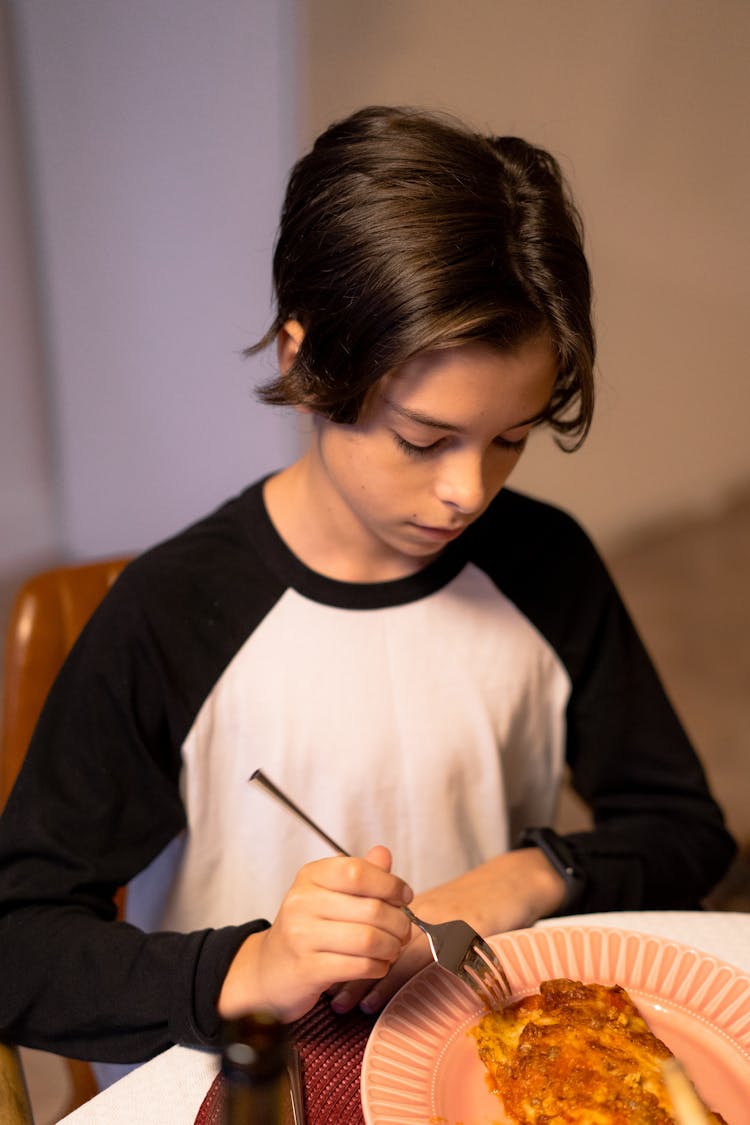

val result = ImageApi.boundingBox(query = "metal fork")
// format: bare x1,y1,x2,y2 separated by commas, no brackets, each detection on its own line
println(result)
249,769,512,1010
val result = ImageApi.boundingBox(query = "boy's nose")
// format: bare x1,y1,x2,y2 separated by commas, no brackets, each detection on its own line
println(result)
434,453,487,514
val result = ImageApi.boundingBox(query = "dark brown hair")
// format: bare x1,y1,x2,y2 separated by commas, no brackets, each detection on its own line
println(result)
249,106,595,447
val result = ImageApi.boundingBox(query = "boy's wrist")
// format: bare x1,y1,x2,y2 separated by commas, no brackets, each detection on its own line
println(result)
217,929,270,1021
514,827,585,916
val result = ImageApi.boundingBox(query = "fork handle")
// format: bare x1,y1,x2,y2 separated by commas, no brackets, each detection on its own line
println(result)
250,770,350,857
250,770,423,930
401,904,426,932
247,772,511,999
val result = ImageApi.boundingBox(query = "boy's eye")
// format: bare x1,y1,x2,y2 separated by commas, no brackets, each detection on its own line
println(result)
394,432,529,457
494,434,529,453
393,433,444,457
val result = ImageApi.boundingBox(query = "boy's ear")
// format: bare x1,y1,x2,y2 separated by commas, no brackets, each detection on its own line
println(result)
277,319,305,375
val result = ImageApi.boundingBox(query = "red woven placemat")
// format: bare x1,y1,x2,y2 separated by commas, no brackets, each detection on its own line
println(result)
195,1000,374,1125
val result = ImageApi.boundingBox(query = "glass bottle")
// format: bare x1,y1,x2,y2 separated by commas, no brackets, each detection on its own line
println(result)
221,1011,287,1124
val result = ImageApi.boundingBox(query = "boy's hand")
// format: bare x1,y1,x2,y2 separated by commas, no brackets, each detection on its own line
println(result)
329,847,566,1015
217,846,413,1023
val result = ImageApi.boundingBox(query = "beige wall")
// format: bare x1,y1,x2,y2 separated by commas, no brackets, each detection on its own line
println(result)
301,0,750,550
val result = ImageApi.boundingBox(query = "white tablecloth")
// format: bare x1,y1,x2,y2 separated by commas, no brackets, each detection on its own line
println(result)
58,911,750,1124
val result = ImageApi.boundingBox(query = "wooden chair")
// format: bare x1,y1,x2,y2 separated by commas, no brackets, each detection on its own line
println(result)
0,557,131,1116
0,1044,33,1125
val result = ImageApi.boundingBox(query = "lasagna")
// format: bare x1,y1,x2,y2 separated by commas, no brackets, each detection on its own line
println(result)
471,978,727,1124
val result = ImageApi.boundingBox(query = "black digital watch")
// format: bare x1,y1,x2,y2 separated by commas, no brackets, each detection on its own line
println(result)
515,826,585,916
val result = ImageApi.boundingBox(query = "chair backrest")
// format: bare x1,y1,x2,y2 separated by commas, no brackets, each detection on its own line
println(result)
0,556,131,1114
0,1043,33,1125
0,557,130,808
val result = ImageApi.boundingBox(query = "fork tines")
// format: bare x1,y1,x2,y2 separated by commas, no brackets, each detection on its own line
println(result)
460,938,512,1010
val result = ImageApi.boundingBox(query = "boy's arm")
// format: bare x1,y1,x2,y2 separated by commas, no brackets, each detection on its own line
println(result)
0,557,258,1062
483,495,736,913
0,843,410,1061
0,643,260,1061
0,900,265,1062
552,530,735,913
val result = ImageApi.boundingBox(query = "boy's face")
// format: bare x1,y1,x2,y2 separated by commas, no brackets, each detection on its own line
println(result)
304,334,558,580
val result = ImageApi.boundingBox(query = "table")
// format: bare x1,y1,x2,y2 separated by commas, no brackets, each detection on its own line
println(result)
58,911,750,1124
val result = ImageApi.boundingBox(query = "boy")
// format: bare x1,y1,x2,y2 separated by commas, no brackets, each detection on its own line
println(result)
0,107,735,1070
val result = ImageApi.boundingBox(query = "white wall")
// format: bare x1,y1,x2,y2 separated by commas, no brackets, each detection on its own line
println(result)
302,0,750,551
9,0,300,561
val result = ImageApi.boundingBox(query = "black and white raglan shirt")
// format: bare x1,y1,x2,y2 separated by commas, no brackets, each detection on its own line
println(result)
0,480,735,1066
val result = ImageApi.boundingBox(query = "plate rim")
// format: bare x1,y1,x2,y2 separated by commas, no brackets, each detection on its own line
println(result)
360,923,750,1125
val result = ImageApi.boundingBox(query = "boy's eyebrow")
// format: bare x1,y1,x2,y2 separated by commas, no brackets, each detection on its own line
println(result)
383,398,549,433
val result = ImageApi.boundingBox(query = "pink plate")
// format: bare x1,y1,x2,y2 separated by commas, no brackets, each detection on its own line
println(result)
361,925,750,1125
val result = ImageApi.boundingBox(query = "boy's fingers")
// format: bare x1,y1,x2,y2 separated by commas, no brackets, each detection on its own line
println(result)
307,852,413,906
358,941,432,1013
289,887,411,941
330,932,432,1014
310,918,406,962
364,844,393,872
330,980,373,1013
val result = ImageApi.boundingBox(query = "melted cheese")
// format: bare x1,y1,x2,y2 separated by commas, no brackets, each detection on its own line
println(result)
471,979,726,1124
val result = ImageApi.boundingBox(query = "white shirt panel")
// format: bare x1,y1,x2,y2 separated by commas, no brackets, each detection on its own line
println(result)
131,563,571,933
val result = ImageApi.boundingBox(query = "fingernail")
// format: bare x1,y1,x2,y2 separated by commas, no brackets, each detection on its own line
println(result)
401,883,414,905
330,990,351,1013
359,992,382,1015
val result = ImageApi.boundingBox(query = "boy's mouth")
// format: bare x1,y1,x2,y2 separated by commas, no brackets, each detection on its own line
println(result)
410,522,466,541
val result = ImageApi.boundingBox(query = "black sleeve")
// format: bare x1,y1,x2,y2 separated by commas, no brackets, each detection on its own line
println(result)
0,559,269,1063
559,548,736,912
474,491,736,912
